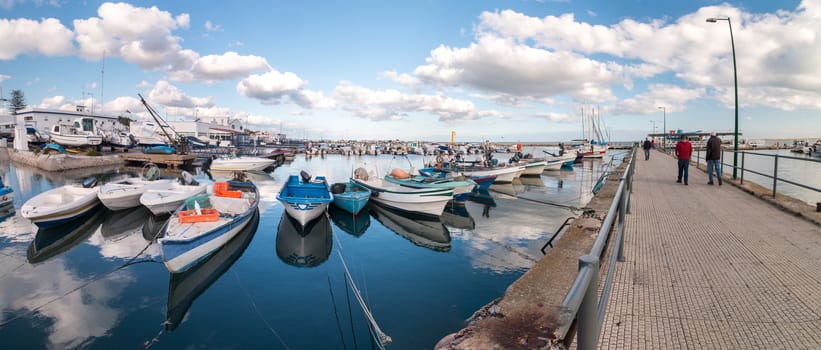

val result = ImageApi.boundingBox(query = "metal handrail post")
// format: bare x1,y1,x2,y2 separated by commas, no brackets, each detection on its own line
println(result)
772,154,778,198
740,152,745,184
577,255,600,350
617,183,626,261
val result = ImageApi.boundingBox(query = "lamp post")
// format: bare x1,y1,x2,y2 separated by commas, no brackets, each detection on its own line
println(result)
657,106,666,150
707,16,739,179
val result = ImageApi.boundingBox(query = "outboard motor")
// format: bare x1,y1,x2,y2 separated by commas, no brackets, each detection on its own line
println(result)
300,170,312,183
179,171,199,186
82,177,98,188
330,182,347,194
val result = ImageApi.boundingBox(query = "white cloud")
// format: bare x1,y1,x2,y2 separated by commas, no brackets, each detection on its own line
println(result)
382,70,421,87
333,82,500,122
613,84,705,115
0,74,10,83
182,51,270,82
532,112,575,123
0,18,74,59
413,34,620,103
236,70,333,109
146,80,214,108
204,20,223,32
37,95,66,108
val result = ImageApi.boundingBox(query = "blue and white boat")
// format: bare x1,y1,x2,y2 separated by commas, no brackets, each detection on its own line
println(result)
276,171,333,227
329,181,371,215
384,168,477,197
21,177,100,228
159,179,259,273
0,176,13,207
351,168,453,217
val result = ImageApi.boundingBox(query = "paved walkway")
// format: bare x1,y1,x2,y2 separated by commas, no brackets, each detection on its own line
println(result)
598,152,821,349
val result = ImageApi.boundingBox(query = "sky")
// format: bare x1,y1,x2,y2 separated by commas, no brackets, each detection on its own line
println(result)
1,0,819,142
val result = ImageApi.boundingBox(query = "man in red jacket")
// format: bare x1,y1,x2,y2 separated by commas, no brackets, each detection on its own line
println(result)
675,136,693,185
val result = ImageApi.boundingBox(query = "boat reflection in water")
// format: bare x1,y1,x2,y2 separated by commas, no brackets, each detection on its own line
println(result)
142,213,172,241
441,202,475,230
276,212,332,267
368,203,451,252
0,202,15,223
166,210,260,331
328,205,370,237
466,189,497,218
26,207,104,264
101,206,151,239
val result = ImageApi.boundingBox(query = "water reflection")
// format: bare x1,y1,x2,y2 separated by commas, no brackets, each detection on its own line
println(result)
368,203,451,252
276,213,332,267
101,206,150,239
0,202,15,223
441,202,475,230
142,213,171,241
166,210,260,331
328,205,370,237
467,189,496,218
27,208,104,264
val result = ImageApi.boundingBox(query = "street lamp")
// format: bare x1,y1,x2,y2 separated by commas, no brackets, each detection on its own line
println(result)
657,106,666,150
707,16,739,179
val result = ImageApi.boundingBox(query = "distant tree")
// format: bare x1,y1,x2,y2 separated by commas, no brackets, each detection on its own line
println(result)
8,89,26,114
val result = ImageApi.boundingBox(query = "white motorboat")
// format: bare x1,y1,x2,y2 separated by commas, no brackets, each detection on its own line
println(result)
210,156,275,171
140,172,207,215
516,159,547,175
369,203,451,251
159,179,259,273
47,122,103,147
351,168,452,217
21,178,101,228
98,177,174,211
459,164,523,183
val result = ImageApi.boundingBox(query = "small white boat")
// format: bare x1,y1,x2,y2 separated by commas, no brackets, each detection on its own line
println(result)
159,179,259,273
351,168,452,217
516,159,547,176
276,172,333,227
48,122,103,147
140,172,207,215
98,177,174,211
21,178,101,228
459,164,523,183
210,156,275,171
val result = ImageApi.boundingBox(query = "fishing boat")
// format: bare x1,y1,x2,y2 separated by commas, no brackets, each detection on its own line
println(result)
329,181,371,215
369,203,451,252
98,165,173,211
210,156,276,171
277,172,333,227
351,168,452,217
470,175,497,191
140,171,207,215
384,168,477,197
47,121,103,147
276,212,332,267
165,210,259,331
21,177,101,228
159,177,260,273
27,209,104,264
458,162,523,184
514,158,548,176
0,175,12,207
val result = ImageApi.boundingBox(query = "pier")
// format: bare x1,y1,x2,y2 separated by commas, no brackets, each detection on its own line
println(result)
436,149,820,349
119,153,196,168
597,152,821,349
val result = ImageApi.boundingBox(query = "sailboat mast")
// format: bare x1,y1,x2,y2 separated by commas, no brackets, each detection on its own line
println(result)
100,50,105,114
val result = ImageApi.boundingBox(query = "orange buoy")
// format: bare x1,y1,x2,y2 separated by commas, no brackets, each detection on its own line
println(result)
390,168,410,179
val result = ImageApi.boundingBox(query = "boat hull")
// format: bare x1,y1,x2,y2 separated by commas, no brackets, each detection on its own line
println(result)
462,165,521,183
332,186,371,215
351,177,452,217
21,185,100,228
161,209,256,273
276,175,333,227
211,157,276,171
50,134,103,147
98,178,174,211
141,184,207,215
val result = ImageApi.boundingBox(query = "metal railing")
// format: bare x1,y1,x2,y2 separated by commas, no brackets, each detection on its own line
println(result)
554,146,637,349
692,149,821,199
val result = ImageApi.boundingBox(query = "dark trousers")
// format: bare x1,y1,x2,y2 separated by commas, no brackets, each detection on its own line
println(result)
677,159,690,183
644,149,650,160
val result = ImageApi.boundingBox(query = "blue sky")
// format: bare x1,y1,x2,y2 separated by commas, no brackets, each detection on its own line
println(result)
1,0,819,142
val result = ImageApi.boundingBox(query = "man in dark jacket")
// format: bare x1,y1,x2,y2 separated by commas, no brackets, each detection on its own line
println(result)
705,132,723,185
642,138,652,160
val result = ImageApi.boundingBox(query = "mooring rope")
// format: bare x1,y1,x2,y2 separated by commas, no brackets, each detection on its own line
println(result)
327,275,348,350
337,250,391,348
233,271,290,349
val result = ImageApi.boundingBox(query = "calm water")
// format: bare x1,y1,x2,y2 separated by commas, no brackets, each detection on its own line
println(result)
691,149,821,205
0,149,625,349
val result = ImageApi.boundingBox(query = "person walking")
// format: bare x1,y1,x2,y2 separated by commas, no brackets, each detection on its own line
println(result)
642,138,652,160
675,136,692,185
705,132,723,185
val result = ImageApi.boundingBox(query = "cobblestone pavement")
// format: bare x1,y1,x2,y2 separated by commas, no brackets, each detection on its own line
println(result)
599,152,821,349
